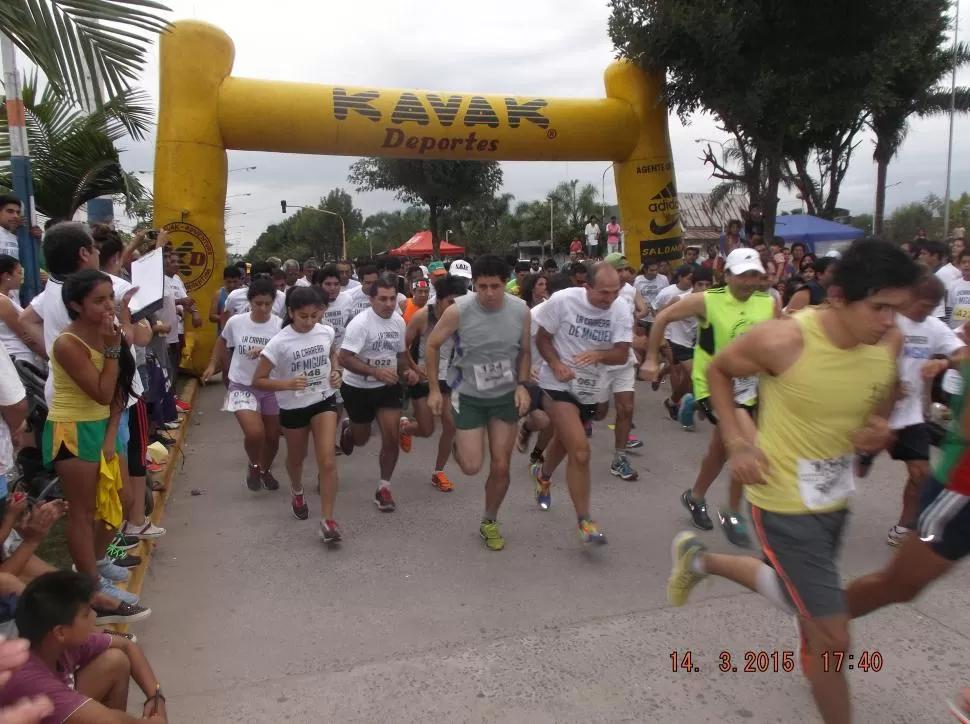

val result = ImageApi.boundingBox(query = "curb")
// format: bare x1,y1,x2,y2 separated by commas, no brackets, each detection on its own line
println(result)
114,378,199,633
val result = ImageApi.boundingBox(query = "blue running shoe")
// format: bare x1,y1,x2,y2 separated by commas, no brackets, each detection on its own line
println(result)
531,462,552,510
678,394,696,431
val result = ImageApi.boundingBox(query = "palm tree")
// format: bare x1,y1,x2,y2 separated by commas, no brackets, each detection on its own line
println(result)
870,25,970,235
0,0,169,108
0,71,152,219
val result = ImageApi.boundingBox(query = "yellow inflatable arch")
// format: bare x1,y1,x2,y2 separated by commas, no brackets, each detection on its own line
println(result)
154,20,683,375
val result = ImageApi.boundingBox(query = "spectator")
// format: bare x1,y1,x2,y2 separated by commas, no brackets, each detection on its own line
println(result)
529,257,541,273
1,571,166,722
743,203,764,239
0,256,45,365
606,216,622,255
584,215,601,258
568,262,588,287
569,237,583,255
542,258,559,275
209,265,244,335
0,195,22,264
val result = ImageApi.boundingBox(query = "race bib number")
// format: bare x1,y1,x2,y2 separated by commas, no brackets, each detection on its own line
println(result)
733,376,758,405
954,306,970,322
569,365,606,405
797,455,855,510
364,357,394,382
223,389,258,413
295,365,329,398
474,359,514,391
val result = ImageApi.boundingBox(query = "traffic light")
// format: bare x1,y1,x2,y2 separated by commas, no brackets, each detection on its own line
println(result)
280,200,287,213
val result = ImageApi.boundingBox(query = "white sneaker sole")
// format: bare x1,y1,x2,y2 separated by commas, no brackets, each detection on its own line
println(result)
95,607,152,625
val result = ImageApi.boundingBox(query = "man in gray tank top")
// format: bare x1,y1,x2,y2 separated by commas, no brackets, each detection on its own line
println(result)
425,255,532,552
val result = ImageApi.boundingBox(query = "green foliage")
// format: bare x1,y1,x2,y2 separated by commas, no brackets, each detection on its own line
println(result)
0,71,151,219
248,188,363,263
348,158,503,254
361,207,429,256
849,213,874,233
0,0,170,109
884,192,970,243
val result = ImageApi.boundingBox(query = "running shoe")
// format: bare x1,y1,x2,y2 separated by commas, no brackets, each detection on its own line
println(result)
717,508,751,548
678,393,696,431
610,455,639,481
625,435,644,450
529,446,545,465
94,601,151,626
246,463,261,492
887,524,911,547
375,487,396,512
399,417,413,454
516,423,533,454
261,469,281,491
147,462,165,474
99,579,138,606
339,418,354,456
583,420,593,438
663,398,678,421
175,398,192,413
667,531,707,606
94,559,130,583
291,492,309,520
531,462,551,511
578,518,607,545
431,472,454,492
319,519,342,544
110,532,140,551
106,630,138,644
107,550,141,568
681,489,713,530
480,519,505,551
123,521,166,540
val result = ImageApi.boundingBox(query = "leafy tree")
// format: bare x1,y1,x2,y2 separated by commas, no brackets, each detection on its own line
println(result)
248,189,364,262
869,6,970,235
782,117,867,219
609,0,917,239
1,0,169,109
0,71,151,219
548,180,600,244
850,213,874,234
348,158,503,256
886,199,937,243
361,207,428,256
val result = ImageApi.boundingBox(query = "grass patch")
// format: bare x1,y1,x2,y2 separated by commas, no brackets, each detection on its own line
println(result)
35,518,72,569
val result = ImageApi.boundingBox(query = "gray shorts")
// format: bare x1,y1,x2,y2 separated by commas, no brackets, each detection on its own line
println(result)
750,505,849,619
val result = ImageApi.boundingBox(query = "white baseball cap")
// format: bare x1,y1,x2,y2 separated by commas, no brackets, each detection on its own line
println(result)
824,249,842,259
724,248,765,275
449,259,472,279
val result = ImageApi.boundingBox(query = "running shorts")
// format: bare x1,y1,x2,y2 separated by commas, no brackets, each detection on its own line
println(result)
669,342,694,364
279,395,338,430
751,505,850,618
695,397,757,426
542,388,598,424
341,383,403,425
408,381,451,400
42,419,125,466
917,476,970,561
606,362,636,394
227,381,280,416
452,391,518,431
889,423,930,462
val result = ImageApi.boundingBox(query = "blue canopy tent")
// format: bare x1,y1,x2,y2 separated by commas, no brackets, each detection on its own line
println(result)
772,215,864,254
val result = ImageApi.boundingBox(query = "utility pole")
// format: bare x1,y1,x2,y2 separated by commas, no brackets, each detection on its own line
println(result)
0,35,40,301
943,0,960,240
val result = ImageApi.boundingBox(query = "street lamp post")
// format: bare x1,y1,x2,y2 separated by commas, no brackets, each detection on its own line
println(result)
943,0,960,240
280,201,346,259
601,162,614,226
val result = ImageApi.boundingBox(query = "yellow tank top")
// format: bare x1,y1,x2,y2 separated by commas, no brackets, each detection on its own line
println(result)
746,309,896,514
48,332,110,422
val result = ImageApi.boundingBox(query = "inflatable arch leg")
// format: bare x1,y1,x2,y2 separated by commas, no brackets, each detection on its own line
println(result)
154,20,682,376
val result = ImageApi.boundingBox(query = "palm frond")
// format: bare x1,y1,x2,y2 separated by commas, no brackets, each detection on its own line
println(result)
0,0,170,108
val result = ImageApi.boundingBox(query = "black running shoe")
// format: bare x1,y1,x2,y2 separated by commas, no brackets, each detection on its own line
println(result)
109,552,142,568
664,398,678,421
246,464,261,492
110,533,140,551
681,489,713,530
94,601,151,625
291,493,309,520
261,469,280,491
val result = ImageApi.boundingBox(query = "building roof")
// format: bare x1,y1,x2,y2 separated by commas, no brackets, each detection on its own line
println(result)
678,192,747,232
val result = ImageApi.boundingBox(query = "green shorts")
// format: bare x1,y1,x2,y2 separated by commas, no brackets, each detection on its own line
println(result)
452,391,519,431
42,419,124,466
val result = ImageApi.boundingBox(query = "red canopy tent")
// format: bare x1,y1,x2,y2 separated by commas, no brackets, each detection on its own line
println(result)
389,231,465,257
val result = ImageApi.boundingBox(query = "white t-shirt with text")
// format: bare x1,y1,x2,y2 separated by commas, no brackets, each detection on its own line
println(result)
340,308,406,390
221,313,283,386
260,323,337,410
890,313,964,429
947,277,970,329
654,284,696,348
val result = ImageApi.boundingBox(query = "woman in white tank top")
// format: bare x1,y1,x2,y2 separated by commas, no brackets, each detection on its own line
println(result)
0,255,46,367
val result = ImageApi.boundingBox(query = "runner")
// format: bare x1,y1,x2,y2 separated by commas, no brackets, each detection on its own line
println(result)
633,260,669,384
642,249,775,547
338,275,412,512
602,253,646,479
402,275,467,492
647,265,699,427
885,271,966,546
665,239,919,724
252,287,342,537
532,262,632,543
202,278,283,492
222,261,286,324
402,277,430,323
342,265,380,324
313,265,352,454
424,255,531,551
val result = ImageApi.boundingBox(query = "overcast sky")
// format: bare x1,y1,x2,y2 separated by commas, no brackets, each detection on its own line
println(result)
107,0,970,252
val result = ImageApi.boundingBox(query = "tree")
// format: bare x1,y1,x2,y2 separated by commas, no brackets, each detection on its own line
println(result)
869,8,970,235
609,0,918,239
548,180,599,241
361,207,428,256
248,189,364,262
886,199,937,243
850,213,874,234
348,158,503,256
0,71,151,219
1,0,169,109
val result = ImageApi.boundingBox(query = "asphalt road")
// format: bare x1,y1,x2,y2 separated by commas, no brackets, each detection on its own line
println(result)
132,381,970,723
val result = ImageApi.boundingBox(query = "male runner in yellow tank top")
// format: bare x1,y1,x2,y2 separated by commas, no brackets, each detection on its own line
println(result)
665,239,919,724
